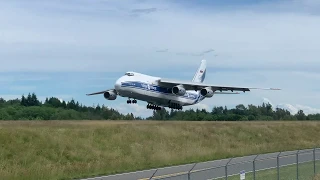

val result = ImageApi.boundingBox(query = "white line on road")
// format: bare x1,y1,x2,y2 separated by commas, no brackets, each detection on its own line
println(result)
207,159,315,180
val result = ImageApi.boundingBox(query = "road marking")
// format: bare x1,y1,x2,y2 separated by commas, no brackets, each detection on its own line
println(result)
138,171,188,180
207,159,314,180
138,159,315,180
138,165,230,180
81,150,319,180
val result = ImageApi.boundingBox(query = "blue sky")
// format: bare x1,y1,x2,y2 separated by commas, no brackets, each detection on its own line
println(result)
1,0,320,117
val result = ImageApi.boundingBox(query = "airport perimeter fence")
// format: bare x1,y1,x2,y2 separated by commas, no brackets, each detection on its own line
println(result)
147,148,320,180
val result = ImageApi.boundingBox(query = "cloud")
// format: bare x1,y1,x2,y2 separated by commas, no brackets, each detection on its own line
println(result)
1,0,319,72
176,48,215,57
131,8,157,14
201,48,215,54
261,97,320,115
277,104,320,115
1,0,320,114
8,85,37,91
262,97,273,106
155,48,168,52
155,48,215,57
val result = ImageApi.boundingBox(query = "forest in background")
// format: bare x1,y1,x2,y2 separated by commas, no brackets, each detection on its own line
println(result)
0,93,319,120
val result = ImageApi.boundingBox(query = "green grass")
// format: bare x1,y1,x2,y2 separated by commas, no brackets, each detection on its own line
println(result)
1,120,320,180
215,160,320,180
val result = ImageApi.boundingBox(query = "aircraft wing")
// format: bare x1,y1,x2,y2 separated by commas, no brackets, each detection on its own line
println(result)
158,79,281,92
86,89,116,96
214,92,240,94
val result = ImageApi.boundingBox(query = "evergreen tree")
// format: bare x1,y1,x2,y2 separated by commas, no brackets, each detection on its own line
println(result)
26,93,32,106
21,95,27,106
1,92,320,121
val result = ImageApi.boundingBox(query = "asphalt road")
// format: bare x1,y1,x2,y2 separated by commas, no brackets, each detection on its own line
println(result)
80,148,320,180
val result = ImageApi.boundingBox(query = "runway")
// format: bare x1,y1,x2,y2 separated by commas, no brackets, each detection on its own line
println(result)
81,148,320,180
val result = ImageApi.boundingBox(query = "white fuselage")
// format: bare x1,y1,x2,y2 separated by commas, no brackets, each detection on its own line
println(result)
114,72,205,107
87,59,280,110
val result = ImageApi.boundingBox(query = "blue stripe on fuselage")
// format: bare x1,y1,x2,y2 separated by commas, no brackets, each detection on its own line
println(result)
120,81,199,100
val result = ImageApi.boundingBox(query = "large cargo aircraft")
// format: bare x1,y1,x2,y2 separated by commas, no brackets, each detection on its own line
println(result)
86,60,280,110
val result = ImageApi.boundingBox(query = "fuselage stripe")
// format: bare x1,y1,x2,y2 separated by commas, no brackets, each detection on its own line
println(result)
120,81,201,101
121,84,197,100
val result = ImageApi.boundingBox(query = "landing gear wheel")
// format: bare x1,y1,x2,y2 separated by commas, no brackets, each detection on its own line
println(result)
146,104,161,110
132,99,137,104
127,100,132,104
169,103,183,110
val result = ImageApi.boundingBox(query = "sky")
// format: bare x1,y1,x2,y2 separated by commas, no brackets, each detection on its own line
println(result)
1,0,320,117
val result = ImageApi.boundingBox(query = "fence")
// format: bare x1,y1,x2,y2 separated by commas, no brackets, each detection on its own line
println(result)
145,148,320,180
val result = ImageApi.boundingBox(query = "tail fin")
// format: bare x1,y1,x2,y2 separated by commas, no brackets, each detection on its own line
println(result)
192,59,206,83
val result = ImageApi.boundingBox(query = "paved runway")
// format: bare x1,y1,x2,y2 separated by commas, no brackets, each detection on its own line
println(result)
80,148,320,180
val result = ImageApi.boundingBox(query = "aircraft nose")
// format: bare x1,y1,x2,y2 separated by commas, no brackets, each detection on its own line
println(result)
114,77,122,90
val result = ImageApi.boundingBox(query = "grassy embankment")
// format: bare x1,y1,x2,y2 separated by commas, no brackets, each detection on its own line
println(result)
1,120,320,180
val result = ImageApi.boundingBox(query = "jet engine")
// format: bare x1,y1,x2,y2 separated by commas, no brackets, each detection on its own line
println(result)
172,85,186,96
104,91,117,100
200,87,214,97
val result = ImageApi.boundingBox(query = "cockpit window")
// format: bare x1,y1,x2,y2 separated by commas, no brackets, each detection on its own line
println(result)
125,72,134,76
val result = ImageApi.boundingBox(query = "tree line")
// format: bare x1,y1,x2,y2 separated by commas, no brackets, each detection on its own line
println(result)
0,93,319,120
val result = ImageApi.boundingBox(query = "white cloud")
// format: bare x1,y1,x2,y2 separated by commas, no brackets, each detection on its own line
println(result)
277,104,320,115
0,0,319,72
1,0,320,114
262,97,274,106
259,96,320,115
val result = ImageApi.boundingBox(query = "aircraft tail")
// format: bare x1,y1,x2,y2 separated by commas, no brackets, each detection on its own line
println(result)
192,59,206,83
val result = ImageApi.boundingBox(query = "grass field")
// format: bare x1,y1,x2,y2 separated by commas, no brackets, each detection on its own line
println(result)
1,120,320,180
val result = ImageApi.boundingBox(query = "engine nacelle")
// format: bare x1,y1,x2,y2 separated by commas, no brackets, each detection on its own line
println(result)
104,91,117,100
200,87,214,97
172,85,186,96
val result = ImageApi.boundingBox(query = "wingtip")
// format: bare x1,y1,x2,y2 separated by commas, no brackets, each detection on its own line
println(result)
249,87,281,90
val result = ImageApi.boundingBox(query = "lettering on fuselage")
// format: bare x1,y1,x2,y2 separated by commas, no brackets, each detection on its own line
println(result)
149,85,157,91
141,83,148,89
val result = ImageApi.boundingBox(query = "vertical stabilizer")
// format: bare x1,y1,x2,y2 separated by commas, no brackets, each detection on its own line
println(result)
192,59,206,83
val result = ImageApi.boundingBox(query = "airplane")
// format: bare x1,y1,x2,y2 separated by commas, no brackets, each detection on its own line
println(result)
86,59,280,110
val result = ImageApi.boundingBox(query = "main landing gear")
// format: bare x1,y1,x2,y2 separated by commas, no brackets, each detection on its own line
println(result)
147,104,161,110
126,99,137,104
169,103,183,110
